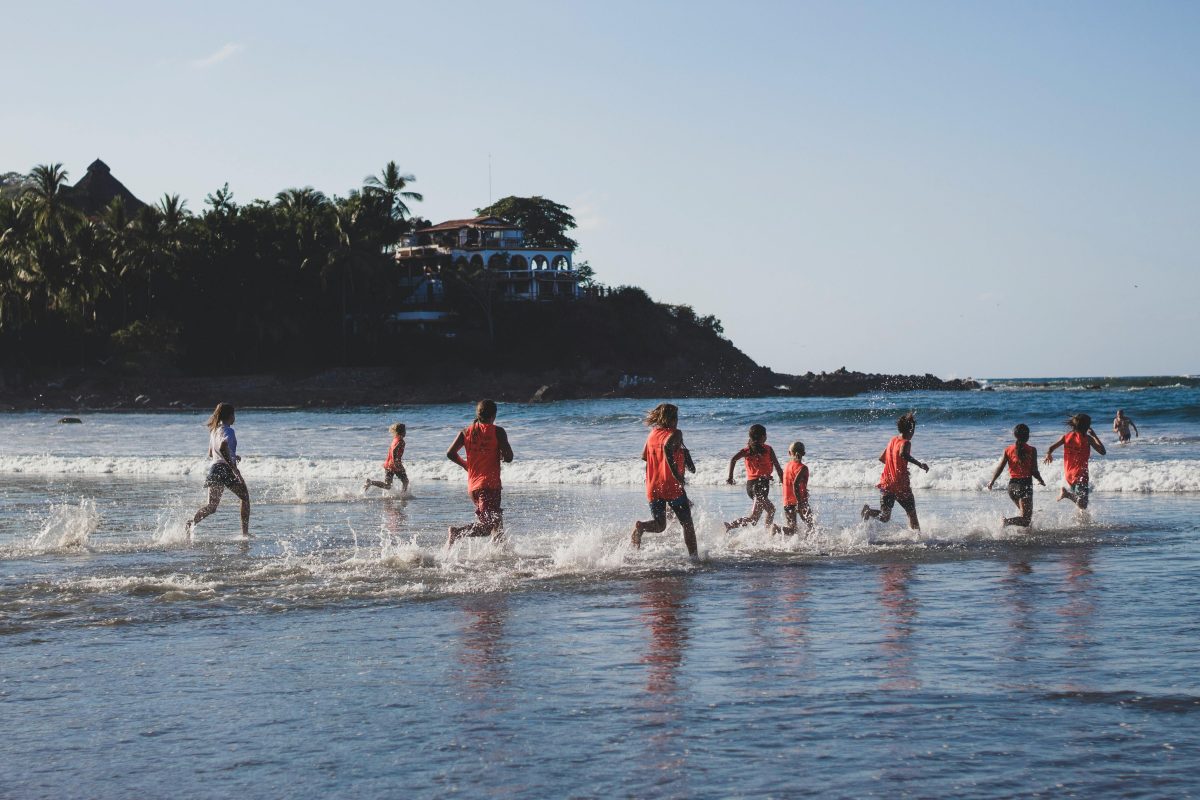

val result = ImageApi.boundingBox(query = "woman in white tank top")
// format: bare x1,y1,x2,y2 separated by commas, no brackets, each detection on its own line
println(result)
186,402,251,539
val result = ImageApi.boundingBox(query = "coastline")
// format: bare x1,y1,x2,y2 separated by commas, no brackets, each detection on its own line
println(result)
0,365,978,412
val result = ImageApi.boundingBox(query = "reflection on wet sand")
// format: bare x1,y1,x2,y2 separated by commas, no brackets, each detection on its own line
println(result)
878,563,920,691
635,575,692,791
455,594,511,698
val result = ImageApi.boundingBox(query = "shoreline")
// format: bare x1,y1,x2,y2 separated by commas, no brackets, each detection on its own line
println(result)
0,366,979,412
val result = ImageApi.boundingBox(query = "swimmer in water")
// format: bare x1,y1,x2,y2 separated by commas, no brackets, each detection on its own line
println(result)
1112,409,1138,444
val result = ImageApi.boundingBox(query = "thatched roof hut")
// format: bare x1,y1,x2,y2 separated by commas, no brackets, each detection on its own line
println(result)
63,159,147,216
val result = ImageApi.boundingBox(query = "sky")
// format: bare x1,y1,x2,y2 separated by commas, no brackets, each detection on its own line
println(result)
3,0,1198,378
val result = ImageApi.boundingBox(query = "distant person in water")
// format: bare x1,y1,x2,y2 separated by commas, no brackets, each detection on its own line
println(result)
987,423,1045,527
186,403,250,539
780,441,814,535
1044,413,1106,510
632,403,698,557
724,424,784,533
862,412,929,530
364,422,410,493
446,400,513,547
1113,409,1138,444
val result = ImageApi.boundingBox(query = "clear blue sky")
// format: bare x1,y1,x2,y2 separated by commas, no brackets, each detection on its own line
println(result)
4,1,1197,378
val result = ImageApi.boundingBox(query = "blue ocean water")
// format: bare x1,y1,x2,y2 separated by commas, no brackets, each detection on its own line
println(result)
2,379,1198,797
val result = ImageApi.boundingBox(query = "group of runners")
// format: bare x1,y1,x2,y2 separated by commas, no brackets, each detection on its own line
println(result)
186,400,1138,554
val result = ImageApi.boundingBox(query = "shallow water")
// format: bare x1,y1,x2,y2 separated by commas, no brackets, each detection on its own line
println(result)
2,384,1199,797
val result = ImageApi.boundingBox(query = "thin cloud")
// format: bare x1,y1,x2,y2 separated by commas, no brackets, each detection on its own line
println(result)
191,42,245,69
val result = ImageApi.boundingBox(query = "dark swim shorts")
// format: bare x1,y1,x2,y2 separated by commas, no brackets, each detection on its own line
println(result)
879,490,917,517
649,494,693,526
745,477,772,501
1008,477,1033,502
204,462,240,490
1069,478,1091,509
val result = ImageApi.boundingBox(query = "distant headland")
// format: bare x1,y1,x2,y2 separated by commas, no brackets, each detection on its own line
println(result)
0,159,977,410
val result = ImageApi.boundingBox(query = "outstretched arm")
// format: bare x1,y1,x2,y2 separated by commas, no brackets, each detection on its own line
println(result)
1044,435,1066,464
682,447,696,474
446,430,468,470
1030,448,1046,486
726,450,744,485
1131,420,1139,437
987,456,1006,490
496,426,514,463
902,440,929,472
770,449,785,481
1087,428,1107,456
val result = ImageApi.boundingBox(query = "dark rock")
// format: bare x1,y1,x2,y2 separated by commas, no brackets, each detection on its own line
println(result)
58,417,83,424
530,385,554,403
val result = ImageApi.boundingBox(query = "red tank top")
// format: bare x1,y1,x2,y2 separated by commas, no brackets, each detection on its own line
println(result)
877,435,912,495
1062,431,1090,485
1004,443,1034,480
464,422,502,493
783,460,809,506
742,444,775,481
384,435,405,470
644,427,685,501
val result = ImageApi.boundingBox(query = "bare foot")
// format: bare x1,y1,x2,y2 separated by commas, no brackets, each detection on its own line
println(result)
184,520,193,541
860,504,871,521
363,479,371,491
1056,488,1067,502
771,524,781,536
630,522,642,549
723,521,735,533
447,526,461,549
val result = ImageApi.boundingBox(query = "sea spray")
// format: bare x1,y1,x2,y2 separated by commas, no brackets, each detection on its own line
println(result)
32,499,99,549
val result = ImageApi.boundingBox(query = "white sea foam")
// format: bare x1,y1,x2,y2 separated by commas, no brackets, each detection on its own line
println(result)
4,454,1199,493
32,499,100,549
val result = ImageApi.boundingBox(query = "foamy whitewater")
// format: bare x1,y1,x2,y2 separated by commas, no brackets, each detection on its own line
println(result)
3,381,1199,797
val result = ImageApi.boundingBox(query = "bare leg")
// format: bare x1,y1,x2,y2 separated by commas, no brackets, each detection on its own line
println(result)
781,506,798,535
365,472,395,491
187,485,224,538
862,504,892,523
762,499,776,529
632,517,667,549
681,521,698,557
227,482,250,537
725,501,765,532
904,508,921,531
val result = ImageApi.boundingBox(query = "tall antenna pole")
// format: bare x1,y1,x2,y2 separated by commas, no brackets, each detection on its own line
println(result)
488,153,493,204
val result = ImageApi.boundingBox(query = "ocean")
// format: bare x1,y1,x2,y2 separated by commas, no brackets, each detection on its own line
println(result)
2,378,1199,798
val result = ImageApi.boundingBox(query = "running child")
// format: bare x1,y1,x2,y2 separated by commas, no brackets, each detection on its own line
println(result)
186,402,250,539
987,423,1045,527
446,400,513,547
1113,409,1138,444
364,423,410,493
631,403,698,557
724,424,785,532
780,441,814,535
861,412,929,530
1044,413,1106,510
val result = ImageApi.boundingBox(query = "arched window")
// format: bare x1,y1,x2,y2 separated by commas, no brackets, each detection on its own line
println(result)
552,255,570,271
532,255,549,271
509,255,528,271
469,255,484,270
454,256,469,271
488,253,507,270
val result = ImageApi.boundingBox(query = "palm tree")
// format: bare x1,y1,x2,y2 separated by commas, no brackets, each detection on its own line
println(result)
363,162,423,221
23,163,76,239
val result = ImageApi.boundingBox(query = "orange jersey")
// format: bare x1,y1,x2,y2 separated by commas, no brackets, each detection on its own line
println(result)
384,435,405,471
1062,431,1090,485
740,444,775,480
1004,443,1034,480
644,427,685,501
463,422,502,493
782,460,809,506
877,435,912,496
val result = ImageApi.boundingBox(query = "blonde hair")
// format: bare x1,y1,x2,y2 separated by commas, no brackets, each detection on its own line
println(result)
206,403,234,431
789,441,805,458
389,422,406,436
644,403,678,429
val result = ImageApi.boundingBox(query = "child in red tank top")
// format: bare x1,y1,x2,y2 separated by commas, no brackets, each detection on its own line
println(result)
861,413,929,530
364,422,410,494
632,403,698,558
987,423,1045,527
780,441,814,535
446,400,514,547
724,424,785,533
1043,413,1106,511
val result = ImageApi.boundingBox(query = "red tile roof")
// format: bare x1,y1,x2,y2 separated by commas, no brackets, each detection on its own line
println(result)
422,215,516,233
